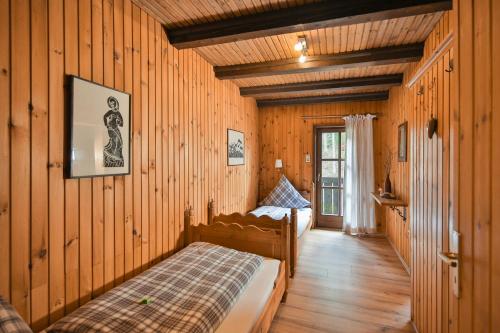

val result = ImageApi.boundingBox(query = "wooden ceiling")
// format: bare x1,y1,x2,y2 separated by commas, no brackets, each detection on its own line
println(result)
133,0,450,106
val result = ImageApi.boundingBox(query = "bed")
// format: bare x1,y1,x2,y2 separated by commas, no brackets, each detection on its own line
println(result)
250,206,312,239
208,184,313,278
42,208,289,333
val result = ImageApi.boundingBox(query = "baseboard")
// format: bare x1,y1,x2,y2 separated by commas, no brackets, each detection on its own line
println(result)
386,235,410,275
355,232,386,238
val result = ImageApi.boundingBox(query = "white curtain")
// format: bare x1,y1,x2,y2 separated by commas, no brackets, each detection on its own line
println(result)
343,114,376,234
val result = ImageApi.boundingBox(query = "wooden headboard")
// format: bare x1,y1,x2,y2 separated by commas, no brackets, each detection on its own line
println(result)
299,190,311,202
184,208,290,263
300,182,315,226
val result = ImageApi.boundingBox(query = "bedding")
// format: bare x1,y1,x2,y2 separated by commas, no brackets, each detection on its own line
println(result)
215,258,280,333
259,175,310,208
0,296,33,333
250,206,312,238
44,242,263,333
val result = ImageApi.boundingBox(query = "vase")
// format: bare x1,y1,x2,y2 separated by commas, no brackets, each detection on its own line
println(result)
384,174,392,194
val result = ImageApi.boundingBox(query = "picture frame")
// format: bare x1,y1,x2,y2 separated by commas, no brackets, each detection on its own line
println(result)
66,75,131,178
227,129,245,166
398,121,408,162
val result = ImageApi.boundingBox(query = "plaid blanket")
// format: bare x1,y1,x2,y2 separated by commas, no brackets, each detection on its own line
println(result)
0,297,33,333
45,242,263,333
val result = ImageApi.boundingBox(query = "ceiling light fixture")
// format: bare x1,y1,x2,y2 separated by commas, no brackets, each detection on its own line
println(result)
294,36,307,52
299,52,307,63
295,36,308,63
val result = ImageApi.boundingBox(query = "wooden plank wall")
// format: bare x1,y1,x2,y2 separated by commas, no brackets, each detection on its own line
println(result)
258,101,387,231
380,12,455,332
0,0,259,330
379,13,453,274
455,0,500,332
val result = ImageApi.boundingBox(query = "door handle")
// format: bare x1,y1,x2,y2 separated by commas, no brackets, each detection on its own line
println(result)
438,252,459,267
439,230,460,299
317,173,321,182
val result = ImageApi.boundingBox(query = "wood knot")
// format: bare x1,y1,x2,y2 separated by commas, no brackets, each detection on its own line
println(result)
48,162,63,169
113,51,120,61
104,185,113,190
53,48,63,55
38,248,48,259
1,68,7,75
65,237,78,247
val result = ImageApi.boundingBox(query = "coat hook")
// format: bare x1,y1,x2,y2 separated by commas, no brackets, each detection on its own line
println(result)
445,59,454,73
416,85,424,96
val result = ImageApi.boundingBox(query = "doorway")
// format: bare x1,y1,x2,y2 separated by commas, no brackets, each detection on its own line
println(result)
315,127,345,229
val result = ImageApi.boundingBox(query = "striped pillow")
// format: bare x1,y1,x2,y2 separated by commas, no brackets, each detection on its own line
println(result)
260,175,311,208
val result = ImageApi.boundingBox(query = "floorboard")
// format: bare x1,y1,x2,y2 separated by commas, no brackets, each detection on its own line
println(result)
270,230,413,333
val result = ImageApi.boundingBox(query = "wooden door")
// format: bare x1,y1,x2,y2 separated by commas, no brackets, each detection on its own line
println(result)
315,127,345,229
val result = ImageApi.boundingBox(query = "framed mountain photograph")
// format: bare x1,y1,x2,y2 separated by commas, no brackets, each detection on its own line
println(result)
66,76,131,178
227,129,245,166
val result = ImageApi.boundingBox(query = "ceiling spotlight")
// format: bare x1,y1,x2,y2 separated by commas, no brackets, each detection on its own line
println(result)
299,53,307,63
294,36,307,52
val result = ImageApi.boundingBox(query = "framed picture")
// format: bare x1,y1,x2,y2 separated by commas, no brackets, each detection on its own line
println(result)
398,121,408,162
66,76,131,178
227,129,245,166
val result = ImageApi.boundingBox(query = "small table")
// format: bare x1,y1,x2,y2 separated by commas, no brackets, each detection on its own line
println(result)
371,192,407,222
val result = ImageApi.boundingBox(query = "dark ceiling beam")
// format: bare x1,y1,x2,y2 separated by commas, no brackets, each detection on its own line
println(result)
166,0,452,49
215,43,423,80
240,74,403,97
256,91,389,108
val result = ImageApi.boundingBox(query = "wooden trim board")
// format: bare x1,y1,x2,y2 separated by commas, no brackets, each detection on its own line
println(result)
406,31,454,87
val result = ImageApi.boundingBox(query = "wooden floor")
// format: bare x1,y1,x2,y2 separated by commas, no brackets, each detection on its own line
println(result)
270,230,413,333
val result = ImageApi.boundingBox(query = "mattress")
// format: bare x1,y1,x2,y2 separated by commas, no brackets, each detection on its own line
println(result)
215,258,281,333
250,206,312,238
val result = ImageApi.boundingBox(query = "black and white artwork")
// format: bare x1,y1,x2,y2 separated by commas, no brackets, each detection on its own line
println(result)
67,76,131,178
103,97,125,167
227,129,244,166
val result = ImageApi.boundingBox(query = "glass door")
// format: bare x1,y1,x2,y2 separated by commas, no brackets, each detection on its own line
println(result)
315,128,345,229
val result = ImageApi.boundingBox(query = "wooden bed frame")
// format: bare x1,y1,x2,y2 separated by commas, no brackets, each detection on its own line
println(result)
184,208,289,333
207,183,314,278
